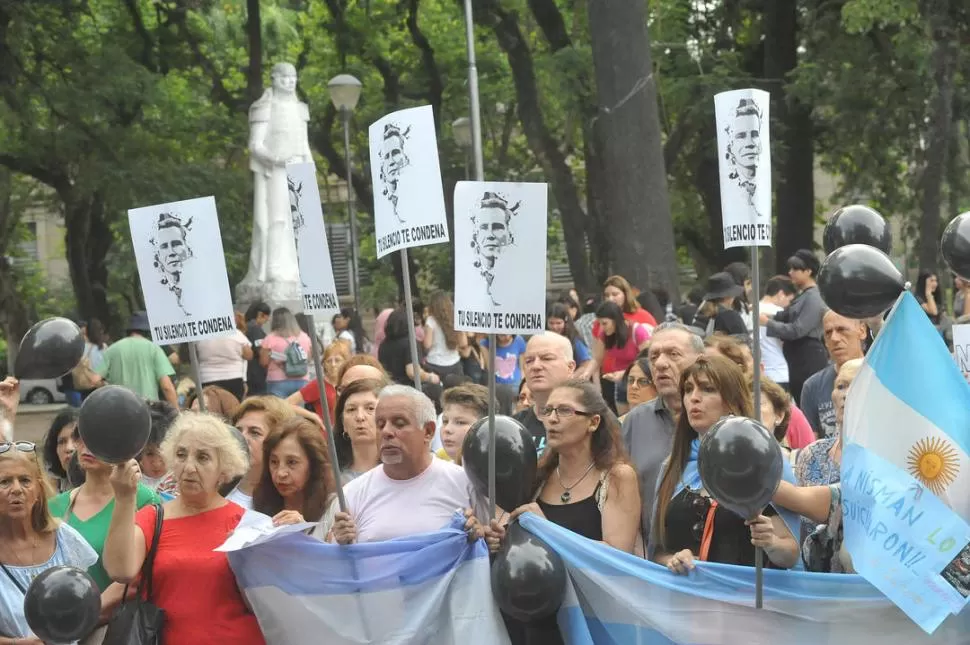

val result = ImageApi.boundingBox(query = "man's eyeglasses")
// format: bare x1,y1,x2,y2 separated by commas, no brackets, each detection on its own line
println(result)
540,406,592,419
0,441,36,455
627,377,652,388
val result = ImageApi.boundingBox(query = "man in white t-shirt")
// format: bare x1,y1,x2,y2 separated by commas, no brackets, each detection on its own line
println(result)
759,275,797,389
327,385,485,544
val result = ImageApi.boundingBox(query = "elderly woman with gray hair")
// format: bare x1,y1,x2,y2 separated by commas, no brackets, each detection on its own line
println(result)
103,412,265,644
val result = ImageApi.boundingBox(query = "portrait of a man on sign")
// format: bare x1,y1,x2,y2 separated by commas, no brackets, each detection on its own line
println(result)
723,97,764,217
288,175,308,286
470,191,518,307
150,212,194,315
379,122,412,223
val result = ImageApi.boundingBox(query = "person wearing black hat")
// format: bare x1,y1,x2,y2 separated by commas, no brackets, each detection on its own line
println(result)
691,272,749,338
96,312,179,407
759,250,828,406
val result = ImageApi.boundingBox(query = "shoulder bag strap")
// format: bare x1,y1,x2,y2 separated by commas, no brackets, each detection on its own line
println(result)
136,503,164,600
0,562,26,595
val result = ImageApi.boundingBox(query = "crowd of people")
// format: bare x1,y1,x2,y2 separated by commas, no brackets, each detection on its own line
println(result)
0,249,954,644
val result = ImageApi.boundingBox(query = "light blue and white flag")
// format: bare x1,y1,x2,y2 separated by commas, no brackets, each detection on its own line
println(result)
520,513,970,645
225,512,510,645
842,291,970,632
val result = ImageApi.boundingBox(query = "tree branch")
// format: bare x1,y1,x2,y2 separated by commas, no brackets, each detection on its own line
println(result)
403,0,444,126
121,0,156,72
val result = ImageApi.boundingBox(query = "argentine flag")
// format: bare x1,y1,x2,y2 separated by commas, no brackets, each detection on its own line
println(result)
842,291,970,632
225,513,510,644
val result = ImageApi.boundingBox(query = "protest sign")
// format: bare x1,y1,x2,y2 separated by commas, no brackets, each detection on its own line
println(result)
453,181,547,335
128,196,235,344
368,105,449,259
286,162,340,316
715,88,772,249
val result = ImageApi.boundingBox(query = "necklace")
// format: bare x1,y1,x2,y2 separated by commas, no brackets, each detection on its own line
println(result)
556,461,596,503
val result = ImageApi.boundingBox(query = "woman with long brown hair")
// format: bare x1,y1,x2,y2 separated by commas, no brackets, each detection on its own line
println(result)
487,380,640,645
253,417,337,525
488,379,640,552
423,291,468,379
650,355,798,574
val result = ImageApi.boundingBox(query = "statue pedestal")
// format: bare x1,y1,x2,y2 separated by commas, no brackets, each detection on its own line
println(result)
235,278,303,314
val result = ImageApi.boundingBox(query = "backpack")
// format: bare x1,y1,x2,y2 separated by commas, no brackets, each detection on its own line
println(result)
283,338,308,377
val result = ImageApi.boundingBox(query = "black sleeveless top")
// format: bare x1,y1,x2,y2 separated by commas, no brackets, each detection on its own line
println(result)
663,488,780,568
536,484,603,542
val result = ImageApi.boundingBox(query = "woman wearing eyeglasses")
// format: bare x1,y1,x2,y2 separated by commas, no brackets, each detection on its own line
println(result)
650,355,799,574
485,380,640,645
0,441,98,643
618,352,656,421
487,379,641,550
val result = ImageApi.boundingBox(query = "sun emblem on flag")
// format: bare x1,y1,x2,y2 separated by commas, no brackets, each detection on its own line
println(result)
906,437,960,495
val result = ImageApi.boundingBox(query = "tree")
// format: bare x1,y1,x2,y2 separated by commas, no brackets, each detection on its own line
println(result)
586,0,679,298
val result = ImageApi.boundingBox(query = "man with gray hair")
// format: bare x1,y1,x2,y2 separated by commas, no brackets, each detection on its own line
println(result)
514,332,576,453
327,385,486,544
622,322,705,544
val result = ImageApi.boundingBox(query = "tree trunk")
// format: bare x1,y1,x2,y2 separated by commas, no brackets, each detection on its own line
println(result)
586,0,680,300
63,190,112,329
917,0,957,273
764,0,815,272
246,0,263,104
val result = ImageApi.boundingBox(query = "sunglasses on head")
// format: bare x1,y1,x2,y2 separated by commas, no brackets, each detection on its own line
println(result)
0,441,36,455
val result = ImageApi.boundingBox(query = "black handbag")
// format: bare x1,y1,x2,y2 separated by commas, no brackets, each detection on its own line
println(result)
102,503,166,645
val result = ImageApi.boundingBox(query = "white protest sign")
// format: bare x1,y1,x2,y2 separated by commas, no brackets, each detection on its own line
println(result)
715,88,772,249
128,196,235,344
286,162,340,316
953,324,970,385
453,181,547,335
368,105,449,259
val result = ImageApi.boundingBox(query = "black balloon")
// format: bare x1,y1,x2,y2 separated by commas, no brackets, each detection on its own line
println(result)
817,244,905,319
78,385,151,463
822,204,892,255
462,415,538,511
14,317,85,380
491,521,567,622
698,416,784,521
941,212,970,280
24,566,100,645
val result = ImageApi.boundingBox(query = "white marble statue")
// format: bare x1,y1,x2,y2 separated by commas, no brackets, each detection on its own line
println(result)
236,62,313,305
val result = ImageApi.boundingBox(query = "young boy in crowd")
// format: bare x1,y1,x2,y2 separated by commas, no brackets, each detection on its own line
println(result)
436,384,489,464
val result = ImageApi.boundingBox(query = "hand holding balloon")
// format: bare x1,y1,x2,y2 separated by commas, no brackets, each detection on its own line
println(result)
746,515,776,549
485,519,506,553
109,460,141,502
0,376,20,420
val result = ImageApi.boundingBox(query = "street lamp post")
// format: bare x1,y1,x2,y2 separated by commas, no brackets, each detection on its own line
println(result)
452,116,472,180
328,74,363,314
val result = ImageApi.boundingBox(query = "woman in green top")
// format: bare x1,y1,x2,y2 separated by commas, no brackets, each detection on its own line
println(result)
47,426,159,620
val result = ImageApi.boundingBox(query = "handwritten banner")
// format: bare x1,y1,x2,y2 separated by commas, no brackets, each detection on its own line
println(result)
842,444,970,632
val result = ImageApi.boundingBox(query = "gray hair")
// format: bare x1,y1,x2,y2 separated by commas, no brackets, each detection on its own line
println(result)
161,412,249,485
379,385,437,428
652,321,705,354
270,307,301,336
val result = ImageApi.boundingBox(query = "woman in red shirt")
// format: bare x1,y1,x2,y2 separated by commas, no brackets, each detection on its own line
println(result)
602,275,657,328
103,412,266,645
592,301,651,413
